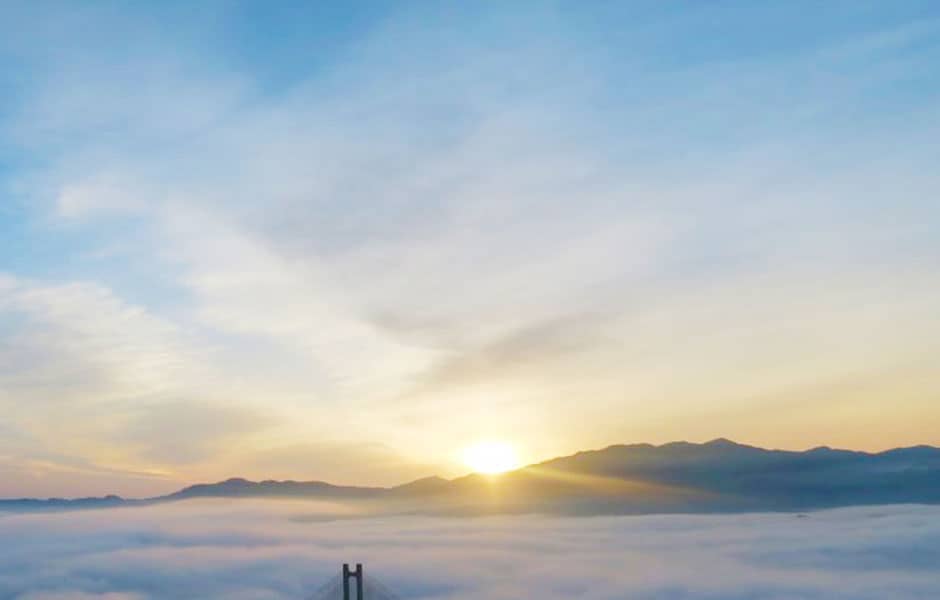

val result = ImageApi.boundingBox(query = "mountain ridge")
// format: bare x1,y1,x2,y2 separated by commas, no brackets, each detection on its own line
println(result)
3,439,938,515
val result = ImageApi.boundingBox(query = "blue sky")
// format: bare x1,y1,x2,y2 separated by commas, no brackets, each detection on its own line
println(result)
1,1,939,497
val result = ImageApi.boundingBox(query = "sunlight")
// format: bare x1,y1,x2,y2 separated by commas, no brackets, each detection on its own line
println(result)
461,441,520,474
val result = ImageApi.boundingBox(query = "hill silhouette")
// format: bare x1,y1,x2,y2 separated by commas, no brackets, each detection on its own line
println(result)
3,440,938,515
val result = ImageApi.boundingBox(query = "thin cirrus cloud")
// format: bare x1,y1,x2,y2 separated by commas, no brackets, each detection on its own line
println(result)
0,2,939,495
0,501,938,599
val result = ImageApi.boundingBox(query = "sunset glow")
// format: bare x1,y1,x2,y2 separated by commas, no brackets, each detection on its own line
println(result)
462,442,521,475
0,1,936,500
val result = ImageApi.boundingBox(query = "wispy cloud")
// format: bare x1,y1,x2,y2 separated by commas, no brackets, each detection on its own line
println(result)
0,2,938,492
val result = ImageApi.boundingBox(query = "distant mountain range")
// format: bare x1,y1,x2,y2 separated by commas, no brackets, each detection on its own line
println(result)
3,439,939,515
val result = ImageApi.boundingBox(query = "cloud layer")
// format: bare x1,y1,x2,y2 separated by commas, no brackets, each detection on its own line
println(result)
1,501,939,599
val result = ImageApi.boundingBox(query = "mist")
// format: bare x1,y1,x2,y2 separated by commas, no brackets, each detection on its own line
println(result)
1,500,937,599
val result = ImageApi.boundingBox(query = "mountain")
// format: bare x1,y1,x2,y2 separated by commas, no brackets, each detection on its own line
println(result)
389,475,451,496
2,440,939,515
163,477,384,501
0,494,130,511
450,439,940,515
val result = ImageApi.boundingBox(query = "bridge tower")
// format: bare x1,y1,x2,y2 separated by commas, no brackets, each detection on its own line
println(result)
342,563,363,600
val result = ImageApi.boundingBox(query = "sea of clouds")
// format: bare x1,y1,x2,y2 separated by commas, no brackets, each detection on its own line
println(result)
0,500,938,599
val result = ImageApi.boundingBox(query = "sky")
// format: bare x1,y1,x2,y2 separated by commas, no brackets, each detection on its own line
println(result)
1,501,939,598
0,1,939,497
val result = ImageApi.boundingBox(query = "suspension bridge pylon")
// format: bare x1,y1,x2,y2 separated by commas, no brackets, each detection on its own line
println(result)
306,563,402,600
343,563,363,600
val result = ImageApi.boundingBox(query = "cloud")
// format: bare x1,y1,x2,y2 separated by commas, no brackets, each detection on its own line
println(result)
0,2,939,494
0,502,939,599
0,275,271,496
54,173,150,221
116,401,270,466
0,276,198,403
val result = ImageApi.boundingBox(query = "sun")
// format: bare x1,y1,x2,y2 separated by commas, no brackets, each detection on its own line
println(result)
462,441,520,475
